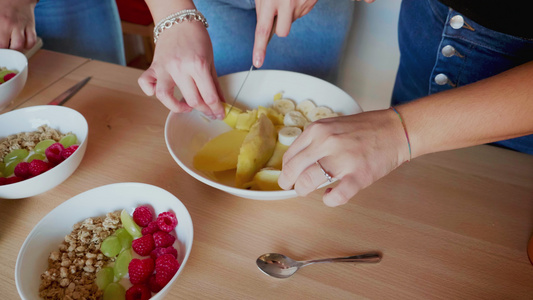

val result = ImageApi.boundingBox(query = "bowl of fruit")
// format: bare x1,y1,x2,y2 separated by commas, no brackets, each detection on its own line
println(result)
0,49,28,111
165,70,362,200
15,182,194,300
0,105,88,199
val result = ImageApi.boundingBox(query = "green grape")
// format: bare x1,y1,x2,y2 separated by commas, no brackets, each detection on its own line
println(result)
59,134,78,148
95,267,114,290
101,235,121,258
34,139,56,154
27,153,46,163
103,283,125,300
4,149,29,163
113,249,132,280
0,162,5,177
120,209,142,238
114,228,133,251
3,159,23,177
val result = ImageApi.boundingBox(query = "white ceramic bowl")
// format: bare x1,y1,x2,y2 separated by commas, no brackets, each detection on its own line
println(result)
0,105,88,199
165,70,362,200
15,182,194,300
0,49,28,111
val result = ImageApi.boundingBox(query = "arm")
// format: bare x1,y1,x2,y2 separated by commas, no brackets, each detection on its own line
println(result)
0,0,38,50
279,61,533,206
138,0,225,119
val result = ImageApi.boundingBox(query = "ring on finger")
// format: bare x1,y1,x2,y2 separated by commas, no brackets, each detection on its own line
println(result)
316,160,333,183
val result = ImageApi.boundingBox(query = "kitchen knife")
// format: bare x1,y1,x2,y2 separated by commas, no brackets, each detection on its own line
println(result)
48,76,91,106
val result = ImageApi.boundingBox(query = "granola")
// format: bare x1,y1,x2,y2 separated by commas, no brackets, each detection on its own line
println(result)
39,211,122,300
0,125,69,163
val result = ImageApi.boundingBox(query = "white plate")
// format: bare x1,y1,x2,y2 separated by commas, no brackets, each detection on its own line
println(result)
165,70,362,200
15,182,194,300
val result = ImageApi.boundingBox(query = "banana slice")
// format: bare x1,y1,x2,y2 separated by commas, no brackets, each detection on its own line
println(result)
273,98,296,115
278,126,302,146
283,111,308,128
296,99,317,118
306,106,337,122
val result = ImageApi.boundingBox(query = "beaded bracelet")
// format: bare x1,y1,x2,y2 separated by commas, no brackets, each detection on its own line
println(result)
390,106,412,162
153,9,209,44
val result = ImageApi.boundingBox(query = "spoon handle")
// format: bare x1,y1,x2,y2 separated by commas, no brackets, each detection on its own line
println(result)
302,252,382,267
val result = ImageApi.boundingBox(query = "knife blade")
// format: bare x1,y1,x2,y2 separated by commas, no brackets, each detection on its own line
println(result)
227,17,277,114
48,76,91,106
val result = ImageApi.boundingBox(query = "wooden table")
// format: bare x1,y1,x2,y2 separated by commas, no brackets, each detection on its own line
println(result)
1,50,533,299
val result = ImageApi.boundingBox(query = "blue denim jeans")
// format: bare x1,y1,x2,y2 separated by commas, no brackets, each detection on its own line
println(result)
193,0,354,83
392,0,533,154
35,0,126,65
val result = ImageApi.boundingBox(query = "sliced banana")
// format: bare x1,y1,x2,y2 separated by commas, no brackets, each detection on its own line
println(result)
283,111,308,128
273,91,284,101
296,99,317,118
306,106,337,122
273,98,296,115
278,126,302,146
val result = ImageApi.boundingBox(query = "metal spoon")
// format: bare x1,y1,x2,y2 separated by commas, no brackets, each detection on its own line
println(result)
256,252,382,279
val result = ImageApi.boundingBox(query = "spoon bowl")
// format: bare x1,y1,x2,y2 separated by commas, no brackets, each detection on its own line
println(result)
256,252,382,279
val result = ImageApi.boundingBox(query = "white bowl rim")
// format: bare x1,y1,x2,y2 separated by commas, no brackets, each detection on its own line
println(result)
0,48,28,89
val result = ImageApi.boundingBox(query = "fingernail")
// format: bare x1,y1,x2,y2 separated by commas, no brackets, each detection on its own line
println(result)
254,55,263,68
216,113,225,120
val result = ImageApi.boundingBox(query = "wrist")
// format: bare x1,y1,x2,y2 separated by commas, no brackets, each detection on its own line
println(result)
388,106,412,163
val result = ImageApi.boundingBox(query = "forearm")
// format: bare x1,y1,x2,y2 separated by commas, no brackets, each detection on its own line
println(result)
144,0,196,23
398,61,533,158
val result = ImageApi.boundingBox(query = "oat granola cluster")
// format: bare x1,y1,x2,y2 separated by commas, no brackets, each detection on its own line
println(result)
0,125,68,163
39,211,122,300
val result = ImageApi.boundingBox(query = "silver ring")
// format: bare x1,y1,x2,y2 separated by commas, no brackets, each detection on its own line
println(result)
316,161,333,183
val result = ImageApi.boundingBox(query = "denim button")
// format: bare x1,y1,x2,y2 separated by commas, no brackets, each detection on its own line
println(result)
442,45,456,57
434,73,449,85
450,15,464,29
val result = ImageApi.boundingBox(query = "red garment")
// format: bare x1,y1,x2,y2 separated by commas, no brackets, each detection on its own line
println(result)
116,0,153,25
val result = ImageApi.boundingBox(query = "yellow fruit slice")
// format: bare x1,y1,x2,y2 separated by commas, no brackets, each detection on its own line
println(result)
258,106,284,125
223,103,242,128
265,142,288,170
193,129,248,172
251,168,282,191
235,114,276,188
235,109,258,131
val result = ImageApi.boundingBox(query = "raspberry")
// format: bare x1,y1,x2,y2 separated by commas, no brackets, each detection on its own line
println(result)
132,234,155,256
61,144,79,160
29,159,51,177
0,176,23,185
141,221,158,235
14,162,31,179
148,274,163,293
128,258,155,284
153,231,175,248
156,211,178,232
133,206,153,227
3,72,16,82
150,246,178,260
125,284,152,300
155,254,180,287
45,142,65,165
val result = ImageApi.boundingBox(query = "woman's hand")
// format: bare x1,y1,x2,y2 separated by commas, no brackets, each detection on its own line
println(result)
253,0,318,68
278,109,410,207
0,0,38,50
138,21,225,119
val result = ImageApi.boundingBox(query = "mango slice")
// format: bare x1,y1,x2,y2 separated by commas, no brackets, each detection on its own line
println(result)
223,103,242,128
265,142,289,170
193,129,248,172
258,106,284,125
235,114,276,188
235,109,258,131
